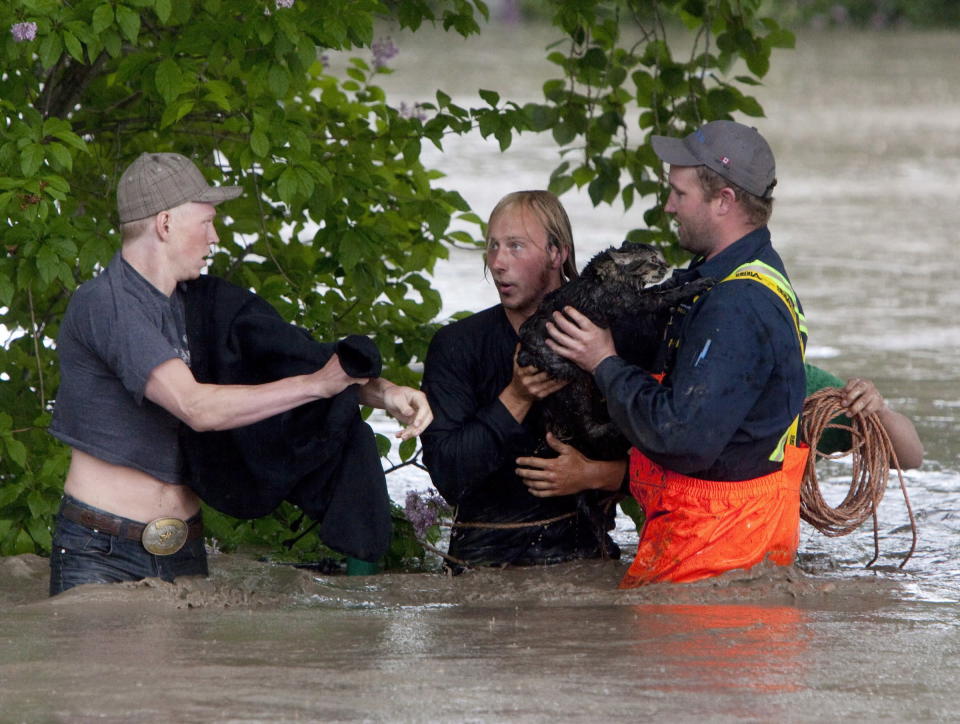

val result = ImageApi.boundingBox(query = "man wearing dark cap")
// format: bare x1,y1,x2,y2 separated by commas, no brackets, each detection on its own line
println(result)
48,152,432,595
545,120,809,586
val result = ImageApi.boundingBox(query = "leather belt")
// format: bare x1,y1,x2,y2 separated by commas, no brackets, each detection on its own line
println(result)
59,499,203,554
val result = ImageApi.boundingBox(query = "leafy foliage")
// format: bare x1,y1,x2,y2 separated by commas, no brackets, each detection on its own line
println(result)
525,0,794,264
0,0,789,564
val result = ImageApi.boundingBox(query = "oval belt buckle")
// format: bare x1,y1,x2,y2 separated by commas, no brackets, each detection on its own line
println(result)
142,517,189,556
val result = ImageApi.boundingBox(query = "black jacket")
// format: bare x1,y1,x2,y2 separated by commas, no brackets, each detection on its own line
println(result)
421,304,618,567
180,275,391,562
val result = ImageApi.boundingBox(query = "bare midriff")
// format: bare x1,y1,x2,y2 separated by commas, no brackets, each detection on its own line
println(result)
63,449,200,523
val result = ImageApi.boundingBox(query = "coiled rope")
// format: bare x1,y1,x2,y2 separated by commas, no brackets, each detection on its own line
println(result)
800,387,917,568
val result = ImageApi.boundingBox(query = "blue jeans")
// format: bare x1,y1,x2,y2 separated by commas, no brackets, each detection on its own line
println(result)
49,495,208,597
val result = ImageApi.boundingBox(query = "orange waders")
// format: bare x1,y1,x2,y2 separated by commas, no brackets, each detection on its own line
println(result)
619,259,808,588
619,443,808,587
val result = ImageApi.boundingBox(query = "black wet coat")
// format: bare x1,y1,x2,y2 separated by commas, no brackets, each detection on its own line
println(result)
421,305,619,567
180,276,391,562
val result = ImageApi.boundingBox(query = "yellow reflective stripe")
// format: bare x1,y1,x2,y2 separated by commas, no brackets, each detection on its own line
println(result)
720,260,805,462
721,263,807,354
733,261,808,338
770,415,799,463
751,262,808,339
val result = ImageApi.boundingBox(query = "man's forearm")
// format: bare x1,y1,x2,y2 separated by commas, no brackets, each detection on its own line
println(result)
584,457,628,492
146,356,355,432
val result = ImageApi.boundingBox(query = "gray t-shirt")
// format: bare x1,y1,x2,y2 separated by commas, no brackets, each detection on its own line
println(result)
50,251,190,483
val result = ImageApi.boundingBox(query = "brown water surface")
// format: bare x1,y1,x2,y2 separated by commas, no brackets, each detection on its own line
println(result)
3,552,957,721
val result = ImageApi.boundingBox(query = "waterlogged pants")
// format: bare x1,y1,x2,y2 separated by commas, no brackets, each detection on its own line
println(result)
620,444,808,587
49,495,208,597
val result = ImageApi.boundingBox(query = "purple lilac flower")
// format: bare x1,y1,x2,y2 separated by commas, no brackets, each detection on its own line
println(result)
398,102,427,122
11,22,38,42
275,0,295,8
404,489,449,539
371,36,398,70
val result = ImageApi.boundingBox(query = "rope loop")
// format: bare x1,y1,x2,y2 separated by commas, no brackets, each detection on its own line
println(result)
800,388,917,568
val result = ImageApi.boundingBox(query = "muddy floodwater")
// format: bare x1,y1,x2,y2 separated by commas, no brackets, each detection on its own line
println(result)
3,25,960,723
2,552,958,721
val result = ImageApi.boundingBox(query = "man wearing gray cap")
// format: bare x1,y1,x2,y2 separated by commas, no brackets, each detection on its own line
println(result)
545,121,808,586
48,152,432,595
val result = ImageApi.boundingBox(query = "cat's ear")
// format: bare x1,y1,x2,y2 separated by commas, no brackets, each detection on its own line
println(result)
608,250,630,266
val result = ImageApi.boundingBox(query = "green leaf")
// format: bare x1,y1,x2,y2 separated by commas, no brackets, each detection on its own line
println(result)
277,167,300,203
542,78,566,101
478,89,500,107
403,138,421,166
375,433,391,458
92,4,115,34
115,5,141,43
762,21,795,49
21,144,45,177
0,482,21,509
737,94,764,117
268,65,290,98
580,47,607,71
155,0,173,24
552,121,577,146
548,174,575,195
46,142,72,171
203,81,233,112
38,33,63,70
495,125,512,152
571,165,595,187
48,128,88,153
36,244,60,285
250,129,270,158
62,30,85,63
27,490,48,518
159,99,194,128
477,111,498,138
399,437,417,462
155,58,183,104
104,29,122,57
523,103,556,132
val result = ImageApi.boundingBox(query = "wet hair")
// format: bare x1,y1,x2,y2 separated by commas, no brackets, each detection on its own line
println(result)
695,166,774,227
485,190,579,282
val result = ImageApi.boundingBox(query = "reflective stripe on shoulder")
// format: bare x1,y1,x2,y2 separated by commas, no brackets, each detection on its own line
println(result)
720,260,805,462
720,261,808,348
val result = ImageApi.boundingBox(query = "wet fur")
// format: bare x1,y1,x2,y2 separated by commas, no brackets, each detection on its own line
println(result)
517,241,713,460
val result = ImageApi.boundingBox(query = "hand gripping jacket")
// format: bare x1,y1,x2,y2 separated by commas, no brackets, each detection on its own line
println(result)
620,260,809,587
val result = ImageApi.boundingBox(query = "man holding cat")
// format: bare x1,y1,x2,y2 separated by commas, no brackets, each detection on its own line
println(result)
546,121,810,586
420,191,625,569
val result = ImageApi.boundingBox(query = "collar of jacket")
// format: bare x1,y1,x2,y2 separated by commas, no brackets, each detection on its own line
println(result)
676,226,772,283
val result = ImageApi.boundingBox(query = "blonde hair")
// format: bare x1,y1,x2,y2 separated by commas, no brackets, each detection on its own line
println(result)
485,190,578,282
